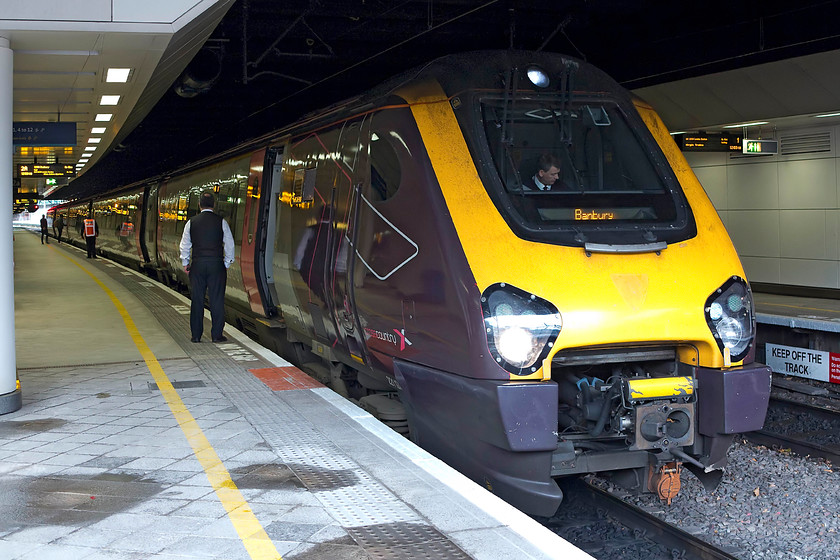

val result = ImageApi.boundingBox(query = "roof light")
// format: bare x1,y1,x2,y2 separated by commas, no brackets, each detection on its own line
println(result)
526,66,550,88
105,68,131,83
95,113,113,122
91,127,106,134
87,138,101,144
99,94,120,105
84,146,96,152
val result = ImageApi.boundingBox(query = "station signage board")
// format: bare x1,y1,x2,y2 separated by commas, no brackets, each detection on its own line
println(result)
13,122,76,147
765,343,840,384
675,132,742,152
18,163,76,177
742,138,779,155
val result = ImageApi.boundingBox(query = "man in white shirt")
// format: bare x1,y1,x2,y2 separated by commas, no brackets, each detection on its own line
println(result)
523,153,564,191
179,192,235,343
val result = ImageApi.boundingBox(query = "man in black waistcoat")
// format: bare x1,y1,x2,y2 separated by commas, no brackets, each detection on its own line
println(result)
179,192,235,343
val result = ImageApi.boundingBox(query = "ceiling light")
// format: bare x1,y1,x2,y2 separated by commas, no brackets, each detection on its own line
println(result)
815,112,840,118
722,121,768,129
91,127,106,134
84,146,96,151
99,95,120,105
87,138,101,144
105,68,131,83
95,113,113,122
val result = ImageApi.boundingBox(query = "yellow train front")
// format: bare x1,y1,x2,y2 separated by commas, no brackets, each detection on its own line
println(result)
372,51,772,516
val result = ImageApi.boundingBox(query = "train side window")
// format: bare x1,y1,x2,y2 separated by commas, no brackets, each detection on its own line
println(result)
369,129,401,203
293,167,317,203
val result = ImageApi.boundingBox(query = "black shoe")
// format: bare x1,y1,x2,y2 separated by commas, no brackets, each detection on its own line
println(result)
191,337,201,343
212,336,228,343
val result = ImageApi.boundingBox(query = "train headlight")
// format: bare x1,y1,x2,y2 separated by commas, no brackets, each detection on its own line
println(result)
481,283,562,375
705,277,754,362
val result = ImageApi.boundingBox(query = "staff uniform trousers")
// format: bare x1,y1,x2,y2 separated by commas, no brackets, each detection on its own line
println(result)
189,258,227,340
85,236,97,258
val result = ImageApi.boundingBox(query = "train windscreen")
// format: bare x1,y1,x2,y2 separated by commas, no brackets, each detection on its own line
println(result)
479,97,695,246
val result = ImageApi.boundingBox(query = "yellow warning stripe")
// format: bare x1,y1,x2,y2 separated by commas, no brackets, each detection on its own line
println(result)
58,251,281,560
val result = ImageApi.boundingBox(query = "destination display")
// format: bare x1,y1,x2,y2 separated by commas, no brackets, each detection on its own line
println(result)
538,207,657,221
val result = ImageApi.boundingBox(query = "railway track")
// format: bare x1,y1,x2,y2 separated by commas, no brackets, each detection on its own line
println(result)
542,477,741,559
745,395,840,464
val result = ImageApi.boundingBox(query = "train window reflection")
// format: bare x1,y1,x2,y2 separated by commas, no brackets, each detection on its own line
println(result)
369,127,401,203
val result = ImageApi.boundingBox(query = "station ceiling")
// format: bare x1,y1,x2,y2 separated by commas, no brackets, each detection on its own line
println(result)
12,0,840,202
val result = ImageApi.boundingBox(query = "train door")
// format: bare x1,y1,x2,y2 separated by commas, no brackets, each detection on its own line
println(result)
240,149,276,316
326,118,370,365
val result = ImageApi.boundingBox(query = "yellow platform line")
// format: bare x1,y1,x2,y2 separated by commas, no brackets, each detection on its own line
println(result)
58,249,282,560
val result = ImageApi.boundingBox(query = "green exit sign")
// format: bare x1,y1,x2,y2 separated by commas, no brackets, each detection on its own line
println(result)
743,138,778,155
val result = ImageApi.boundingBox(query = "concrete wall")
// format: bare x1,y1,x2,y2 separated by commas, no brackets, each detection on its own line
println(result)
686,124,840,289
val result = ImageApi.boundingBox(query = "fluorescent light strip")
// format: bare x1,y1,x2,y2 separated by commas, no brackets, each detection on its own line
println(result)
815,112,840,118
16,50,99,56
722,121,768,129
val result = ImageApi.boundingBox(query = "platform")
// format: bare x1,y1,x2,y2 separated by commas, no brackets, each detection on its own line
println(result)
755,292,840,333
2,228,590,560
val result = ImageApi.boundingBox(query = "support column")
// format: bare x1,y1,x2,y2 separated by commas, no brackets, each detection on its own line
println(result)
0,36,21,414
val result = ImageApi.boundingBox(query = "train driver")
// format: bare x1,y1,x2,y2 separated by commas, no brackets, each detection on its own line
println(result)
522,153,568,191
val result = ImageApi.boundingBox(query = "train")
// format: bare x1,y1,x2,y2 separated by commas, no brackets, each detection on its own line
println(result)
49,50,772,517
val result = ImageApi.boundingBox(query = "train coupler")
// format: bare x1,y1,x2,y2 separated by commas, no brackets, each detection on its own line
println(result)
648,461,682,505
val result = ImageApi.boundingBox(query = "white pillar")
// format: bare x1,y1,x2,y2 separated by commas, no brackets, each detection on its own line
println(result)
0,36,21,414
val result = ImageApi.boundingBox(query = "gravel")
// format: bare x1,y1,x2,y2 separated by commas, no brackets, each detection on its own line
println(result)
621,439,839,559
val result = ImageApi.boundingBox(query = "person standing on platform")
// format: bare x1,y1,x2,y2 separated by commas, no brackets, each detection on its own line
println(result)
54,214,64,243
179,191,235,343
83,215,99,258
39,215,49,244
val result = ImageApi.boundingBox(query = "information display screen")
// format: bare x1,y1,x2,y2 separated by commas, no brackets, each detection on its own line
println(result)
18,164,76,177
675,132,742,152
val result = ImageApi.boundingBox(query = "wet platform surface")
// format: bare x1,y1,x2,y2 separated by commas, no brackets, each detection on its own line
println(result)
3,228,590,560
